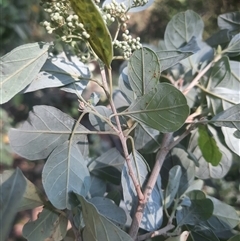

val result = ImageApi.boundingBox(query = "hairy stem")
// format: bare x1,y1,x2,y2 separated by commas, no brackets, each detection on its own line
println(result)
129,133,173,239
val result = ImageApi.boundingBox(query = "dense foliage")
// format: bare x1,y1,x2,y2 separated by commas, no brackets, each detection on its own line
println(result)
0,1,240,241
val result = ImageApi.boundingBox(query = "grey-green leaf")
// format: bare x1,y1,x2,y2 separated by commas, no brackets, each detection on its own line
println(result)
176,190,213,226
0,42,49,104
89,175,106,198
17,178,44,212
77,195,134,241
200,196,240,232
88,147,125,173
128,47,161,97
223,33,240,56
0,168,27,241
156,50,193,71
127,83,189,132
218,12,240,31
188,225,220,241
163,147,195,197
164,10,204,50
42,141,91,209
134,123,160,153
89,197,127,225
22,207,68,241
9,105,89,160
122,151,163,231
89,106,113,131
211,56,231,88
228,235,240,241
24,55,90,93
164,165,182,209
211,104,240,130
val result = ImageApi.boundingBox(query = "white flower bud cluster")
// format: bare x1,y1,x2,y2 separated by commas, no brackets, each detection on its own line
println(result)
113,30,142,59
102,0,129,24
41,0,90,41
132,0,149,7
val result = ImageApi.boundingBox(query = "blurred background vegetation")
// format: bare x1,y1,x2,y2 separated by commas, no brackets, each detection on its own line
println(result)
1,0,240,240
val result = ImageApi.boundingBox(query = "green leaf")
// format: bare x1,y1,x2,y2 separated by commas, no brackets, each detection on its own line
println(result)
89,106,114,131
176,190,213,226
69,0,113,67
211,104,240,130
198,125,222,166
77,195,134,241
0,168,27,241
228,235,240,241
200,196,240,232
164,165,182,209
223,33,240,56
9,105,89,160
188,126,233,179
127,83,189,132
42,141,91,209
122,150,163,231
89,197,127,225
22,207,68,241
23,55,90,93
164,10,204,50
218,12,240,31
0,42,49,104
17,178,44,212
128,47,161,97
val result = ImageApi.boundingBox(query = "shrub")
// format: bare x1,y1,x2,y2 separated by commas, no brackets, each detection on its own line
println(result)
0,1,239,241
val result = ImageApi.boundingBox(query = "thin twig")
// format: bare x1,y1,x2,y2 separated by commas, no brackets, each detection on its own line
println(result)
100,64,145,202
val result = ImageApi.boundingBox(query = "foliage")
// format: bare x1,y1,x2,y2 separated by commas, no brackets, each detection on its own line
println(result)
0,1,240,241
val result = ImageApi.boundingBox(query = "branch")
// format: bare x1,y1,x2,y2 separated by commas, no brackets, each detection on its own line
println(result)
67,211,83,241
137,223,175,241
128,133,173,239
